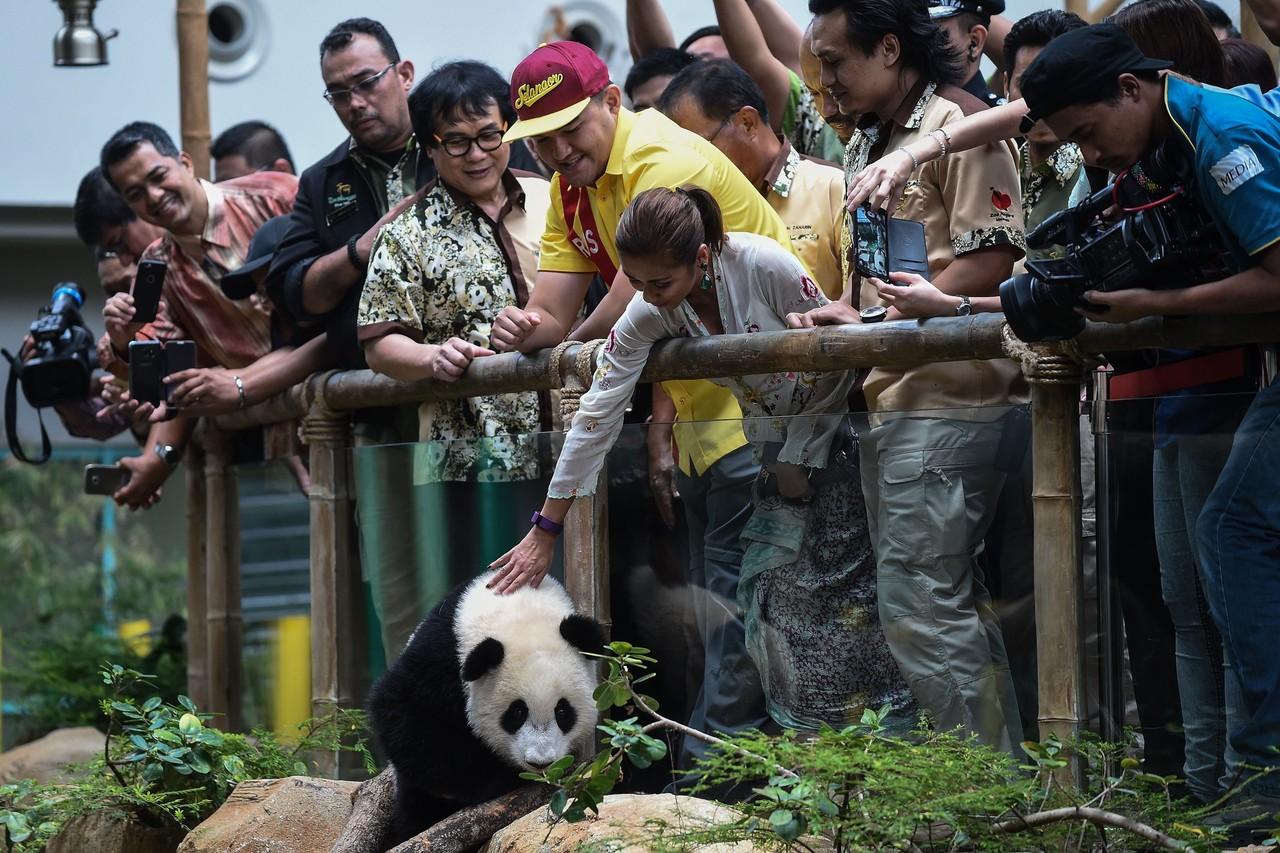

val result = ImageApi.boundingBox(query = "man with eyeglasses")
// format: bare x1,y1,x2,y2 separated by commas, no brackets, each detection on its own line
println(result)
353,60,552,659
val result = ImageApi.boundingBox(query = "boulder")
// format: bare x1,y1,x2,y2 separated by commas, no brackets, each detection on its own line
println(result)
0,726,103,784
483,793,766,852
177,776,360,853
45,812,185,853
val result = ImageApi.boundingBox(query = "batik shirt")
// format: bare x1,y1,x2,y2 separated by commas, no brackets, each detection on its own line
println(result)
357,171,550,482
548,233,855,498
1019,142,1090,263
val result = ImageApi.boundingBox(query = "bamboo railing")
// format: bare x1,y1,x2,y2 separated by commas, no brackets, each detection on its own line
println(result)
189,312,1278,778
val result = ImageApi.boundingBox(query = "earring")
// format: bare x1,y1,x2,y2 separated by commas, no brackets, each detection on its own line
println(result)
700,263,713,291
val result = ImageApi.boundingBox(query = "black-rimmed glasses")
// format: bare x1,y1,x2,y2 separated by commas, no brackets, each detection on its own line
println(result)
434,128,506,157
323,63,395,106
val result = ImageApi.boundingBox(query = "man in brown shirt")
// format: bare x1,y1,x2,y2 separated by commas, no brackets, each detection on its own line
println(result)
799,0,1026,754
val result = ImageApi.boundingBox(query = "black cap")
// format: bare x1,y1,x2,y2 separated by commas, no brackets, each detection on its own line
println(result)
220,214,292,300
928,0,1005,20
1019,23,1172,134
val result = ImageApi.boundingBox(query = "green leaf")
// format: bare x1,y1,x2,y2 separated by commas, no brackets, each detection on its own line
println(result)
177,695,198,713
549,789,568,817
187,754,212,774
142,763,164,783
545,754,575,782
129,733,148,750
153,729,181,744
142,696,163,712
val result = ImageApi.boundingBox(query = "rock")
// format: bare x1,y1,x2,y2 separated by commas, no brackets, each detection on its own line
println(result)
0,726,103,784
482,793,766,852
45,812,186,853
177,776,360,853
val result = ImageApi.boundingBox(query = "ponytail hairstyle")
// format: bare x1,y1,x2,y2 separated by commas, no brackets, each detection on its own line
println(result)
615,185,726,266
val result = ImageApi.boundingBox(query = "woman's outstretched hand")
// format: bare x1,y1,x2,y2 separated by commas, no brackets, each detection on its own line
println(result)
845,148,916,213
488,527,557,595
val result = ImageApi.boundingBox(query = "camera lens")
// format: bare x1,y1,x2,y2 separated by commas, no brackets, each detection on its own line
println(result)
999,273,1086,342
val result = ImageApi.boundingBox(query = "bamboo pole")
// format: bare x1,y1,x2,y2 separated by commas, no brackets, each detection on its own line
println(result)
214,313,1280,432
1020,346,1086,787
301,384,365,779
175,0,211,179
202,427,243,732
184,440,209,712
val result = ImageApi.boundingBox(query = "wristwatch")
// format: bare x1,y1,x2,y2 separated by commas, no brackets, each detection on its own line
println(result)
154,444,182,467
955,295,973,316
530,511,564,536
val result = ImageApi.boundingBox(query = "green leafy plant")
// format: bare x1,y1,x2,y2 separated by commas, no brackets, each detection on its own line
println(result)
518,642,1242,852
0,663,374,851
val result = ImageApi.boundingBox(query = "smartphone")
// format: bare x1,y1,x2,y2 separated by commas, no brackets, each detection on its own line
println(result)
128,340,164,405
887,217,931,281
162,341,197,411
854,206,889,281
84,464,131,495
131,259,167,323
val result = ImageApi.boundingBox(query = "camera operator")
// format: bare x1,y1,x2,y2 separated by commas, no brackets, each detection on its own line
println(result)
97,121,297,510
1018,24,1280,833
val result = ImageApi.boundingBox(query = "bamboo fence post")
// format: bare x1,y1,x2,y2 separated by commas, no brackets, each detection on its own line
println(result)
175,0,210,179
301,374,365,779
202,426,243,732
551,342,612,637
1008,333,1087,787
184,438,209,712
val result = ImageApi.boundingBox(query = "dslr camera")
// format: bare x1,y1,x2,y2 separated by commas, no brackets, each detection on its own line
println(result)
999,147,1231,342
12,283,96,406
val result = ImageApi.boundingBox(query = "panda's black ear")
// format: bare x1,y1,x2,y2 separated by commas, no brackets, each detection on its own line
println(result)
462,638,504,682
559,614,607,656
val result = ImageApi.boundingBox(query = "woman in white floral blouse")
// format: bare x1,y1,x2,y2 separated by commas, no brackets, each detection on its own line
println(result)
491,186,913,730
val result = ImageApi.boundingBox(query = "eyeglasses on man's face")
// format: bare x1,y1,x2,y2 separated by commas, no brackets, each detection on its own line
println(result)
434,128,506,158
323,63,396,106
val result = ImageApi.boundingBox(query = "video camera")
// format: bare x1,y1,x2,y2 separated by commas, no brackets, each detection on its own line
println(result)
3,283,97,464
13,283,96,406
999,150,1232,342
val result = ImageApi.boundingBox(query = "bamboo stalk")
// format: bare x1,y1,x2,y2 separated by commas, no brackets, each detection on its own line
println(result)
203,428,242,731
175,0,210,178
184,440,209,713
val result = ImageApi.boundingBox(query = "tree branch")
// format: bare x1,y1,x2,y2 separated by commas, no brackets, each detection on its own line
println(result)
992,806,1189,850
387,784,550,853
631,689,796,778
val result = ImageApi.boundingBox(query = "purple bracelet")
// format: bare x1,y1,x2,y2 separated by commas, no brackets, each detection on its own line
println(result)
530,511,564,536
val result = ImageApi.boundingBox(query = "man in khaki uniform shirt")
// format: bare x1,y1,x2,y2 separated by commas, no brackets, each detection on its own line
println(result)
660,59,847,299
802,0,1027,754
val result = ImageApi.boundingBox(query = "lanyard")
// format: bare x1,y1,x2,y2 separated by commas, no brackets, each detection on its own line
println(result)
559,182,618,283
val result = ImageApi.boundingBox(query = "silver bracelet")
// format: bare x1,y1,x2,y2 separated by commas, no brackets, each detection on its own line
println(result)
930,127,951,158
896,146,920,173
233,374,246,410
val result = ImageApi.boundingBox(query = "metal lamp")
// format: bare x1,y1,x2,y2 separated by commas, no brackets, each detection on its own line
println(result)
53,0,118,66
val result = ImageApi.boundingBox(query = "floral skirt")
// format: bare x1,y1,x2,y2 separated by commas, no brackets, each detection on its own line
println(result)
738,473,915,731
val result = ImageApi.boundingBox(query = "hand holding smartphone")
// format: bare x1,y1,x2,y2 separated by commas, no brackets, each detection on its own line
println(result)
130,259,167,323
854,205,930,282
84,464,131,495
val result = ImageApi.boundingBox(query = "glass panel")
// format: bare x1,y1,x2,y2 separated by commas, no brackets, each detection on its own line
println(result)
236,459,311,736
0,450,186,750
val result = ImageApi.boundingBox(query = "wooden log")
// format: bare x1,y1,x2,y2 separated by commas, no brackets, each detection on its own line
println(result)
329,765,397,853
213,313,1280,431
386,785,550,853
175,0,211,179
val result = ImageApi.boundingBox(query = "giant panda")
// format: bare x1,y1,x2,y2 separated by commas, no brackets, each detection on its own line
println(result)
368,572,607,848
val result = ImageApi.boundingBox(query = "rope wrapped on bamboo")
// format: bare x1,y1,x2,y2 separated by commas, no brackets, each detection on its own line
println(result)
1000,324,1087,385
299,371,350,446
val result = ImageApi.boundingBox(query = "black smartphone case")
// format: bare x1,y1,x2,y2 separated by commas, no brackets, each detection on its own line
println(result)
131,259,167,323
128,341,164,405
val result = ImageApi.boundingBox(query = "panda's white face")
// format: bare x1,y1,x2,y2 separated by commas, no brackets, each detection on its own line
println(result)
466,652,597,773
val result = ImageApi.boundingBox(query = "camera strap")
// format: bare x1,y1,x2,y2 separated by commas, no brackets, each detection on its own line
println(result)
2,348,52,465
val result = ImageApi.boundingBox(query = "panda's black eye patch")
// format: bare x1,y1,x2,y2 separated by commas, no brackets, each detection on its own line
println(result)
554,698,577,733
501,699,529,734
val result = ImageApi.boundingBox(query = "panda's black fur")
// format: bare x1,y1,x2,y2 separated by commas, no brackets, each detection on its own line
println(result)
368,574,605,848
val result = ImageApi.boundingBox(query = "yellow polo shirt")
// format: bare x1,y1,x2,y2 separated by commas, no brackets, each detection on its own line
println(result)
540,108,805,476
764,139,847,300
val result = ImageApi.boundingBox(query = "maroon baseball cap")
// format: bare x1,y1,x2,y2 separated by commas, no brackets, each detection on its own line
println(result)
503,41,610,142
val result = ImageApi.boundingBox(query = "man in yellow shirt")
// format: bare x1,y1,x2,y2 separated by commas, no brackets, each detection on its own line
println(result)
490,40,803,767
